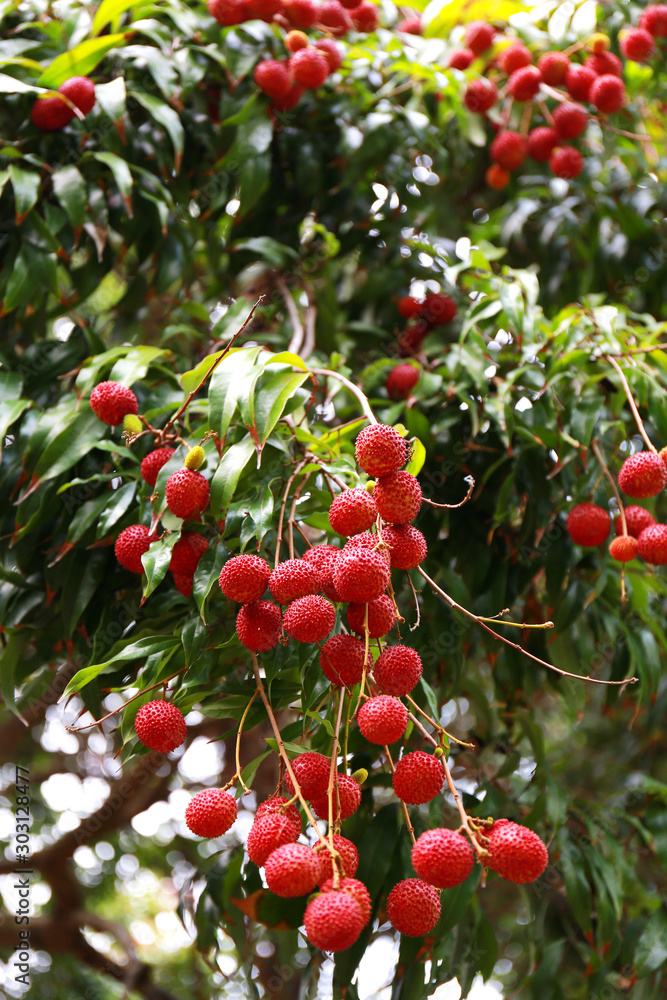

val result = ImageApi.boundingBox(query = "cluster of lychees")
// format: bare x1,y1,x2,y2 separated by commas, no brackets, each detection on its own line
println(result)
88,376,549,952
395,290,458,359
443,9,666,187
566,448,667,566
30,75,96,131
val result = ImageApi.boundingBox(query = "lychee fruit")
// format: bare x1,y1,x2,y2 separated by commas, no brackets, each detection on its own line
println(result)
347,594,396,637
303,544,341,600
527,126,559,161
382,524,427,569
329,488,378,536
420,292,457,326
397,320,431,357
320,876,371,924
115,524,157,574
485,819,548,884
247,813,299,866
173,573,194,597
621,27,656,62
90,381,138,426
609,536,638,562
358,695,408,745
318,0,352,35
614,506,655,538
449,48,475,70
463,78,498,113
550,146,584,179
637,523,667,564
135,700,187,753
498,43,532,75
397,296,422,319
386,363,420,401
485,165,510,190
246,0,282,19
270,558,322,604
507,65,542,101
256,795,302,839
315,834,359,883
219,553,271,603
169,532,208,576
374,471,422,524
59,76,96,114
355,424,407,477
141,447,175,487
314,37,343,72
537,51,570,85
565,503,610,546
553,102,588,139
373,644,422,695
311,774,362,821
397,16,421,34
208,0,249,25
165,469,210,519
590,74,626,113
304,891,364,951
290,46,330,88
584,52,622,77
640,4,667,37
464,21,495,55
31,94,74,131
284,751,332,799
343,532,390,563
350,1,378,32
333,549,391,603
565,64,596,101
185,788,238,838
411,828,475,888
490,130,528,170
283,594,336,642
618,451,667,498
254,59,293,101
392,751,444,804
264,842,320,897
320,634,370,688
386,878,441,936
236,600,282,651
283,0,318,28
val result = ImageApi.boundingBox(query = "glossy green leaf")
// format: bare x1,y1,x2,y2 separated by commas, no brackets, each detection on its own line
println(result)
142,533,180,601
39,34,128,88
9,164,41,224
209,438,255,518
62,636,180,697
52,165,87,229
129,89,184,172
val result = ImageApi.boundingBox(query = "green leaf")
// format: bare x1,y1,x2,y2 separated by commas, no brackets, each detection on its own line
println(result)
0,398,31,452
179,349,227,395
62,636,180,697
254,371,309,447
94,77,126,123
39,35,128,88
406,436,426,477
95,483,137,537
52,165,87,229
209,346,264,440
209,438,255,518
91,151,133,214
142,534,180,601
9,164,41,224
635,908,667,976
0,632,29,723
92,0,141,34
129,89,184,172
30,410,105,490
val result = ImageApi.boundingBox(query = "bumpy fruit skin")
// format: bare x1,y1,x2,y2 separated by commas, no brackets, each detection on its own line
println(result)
498,42,532,74
169,532,208,576
486,165,510,190
550,146,584,179
284,752,331,798
208,0,248,25
490,131,528,170
311,774,362,821
329,488,378,536
464,78,498,113
90,381,138,425
641,4,667,37
420,292,457,326
290,46,330,88
386,363,421,400
264,842,320,897
621,28,656,61
609,536,638,562
374,471,422,524
350,1,379,32
333,549,391,603
319,0,351,35
411,828,475,889
59,76,96,114
140,447,175,486
115,524,156,574
303,544,340,599
320,634,370,687
320,876,371,924
387,878,441,936
508,65,542,101
565,64,596,101
284,0,318,28
185,788,238,838
590,74,626,113
236,600,282,651
584,52,622,77
553,102,588,139
165,469,210,519
449,48,475,70
31,94,74,130
247,813,298,866
565,503,610,546
374,644,422,695
254,59,292,100
527,126,559,161
304,892,364,952
347,594,396,637
135,700,187,753
173,573,194,597
392,751,444,804
485,819,548,884
246,0,282,18
355,424,407,477
219,554,271,603
537,51,569,85
256,795,302,838
464,21,495,55
314,37,343,72
382,524,427,569
343,531,390,562
283,594,336,642
614,506,655,538
619,451,667,498
358,695,408,745
315,834,359,883
286,30,309,52
637,524,667,565
270,558,321,604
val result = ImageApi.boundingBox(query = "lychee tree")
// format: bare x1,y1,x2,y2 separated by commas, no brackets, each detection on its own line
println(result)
2,1,667,999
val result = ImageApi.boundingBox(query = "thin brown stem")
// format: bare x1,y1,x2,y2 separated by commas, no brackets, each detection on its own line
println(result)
287,472,311,560
440,754,487,858
310,369,378,425
64,668,186,730
607,355,656,453
277,276,305,355
385,746,416,844
274,458,309,569
235,690,259,793
327,689,347,885
423,476,475,509
404,693,474,748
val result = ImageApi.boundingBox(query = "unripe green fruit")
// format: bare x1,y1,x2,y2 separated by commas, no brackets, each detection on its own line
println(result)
185,445,205,470
123,413,143,435
351,767,368,785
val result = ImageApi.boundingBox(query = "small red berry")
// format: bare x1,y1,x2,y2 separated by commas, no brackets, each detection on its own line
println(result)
115,524,157,574
283,0,318,28
350,1,378,32
640,4,667,37
270,558,322,604
31,94,74,130
165,469,210,520
140,447,175,487
290,47,330,88
320,876,371,924
304,891,364,951
381,524,427,569
490,130,528,170
347,594,396,637
590,74,626,113
286,30,309,52
584,52,622,77
553,102,588,139
486,165,510,190
386,363,421,400
565,503,610,546
618,451,667,498
374,471,422,524
397,296,422,319
420,292,457,326
537,51,570,86
315,834,359,883
565,64,596,101
464,78,498,113
314,38,343,72
637,523,667,565
392,751,444,804
169,532,208,576
318,0,351,35
485,819,548,884
498,43,532,75
527,126,559,161
465,21,496,55
311,774,362,821
135,700,187,753
284,752,331,798
173,573,194,597
283,594,336,642
302,544,341,599
256,795,302,839
219,554,271,603
245,0,282,19
358,695,408,745
355,424,407,477
449,49,475,70
387,878,441,936
614,506,655,538
621,28,656,62
247,814,298,866
320,634,370,687
59,76,96,115
333,549,391,603
550,146,584,179
254,59,293,101
236,600,282,651
373,644,422,695
329,487,378,536
609,536,638,562
185,788,237,838
208,0,248,25
90,381,138,426
264,842,320,897
411,828,475,888
507,65,542,101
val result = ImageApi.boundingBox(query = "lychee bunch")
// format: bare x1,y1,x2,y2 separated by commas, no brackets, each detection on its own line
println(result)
565,503,610,546
386,878,441,936
219,554,271,603
165,468,210,519
115,524,157,574
392,751,444,804
134,700,187,753
618,451,667,498
185,788,238,838
484,819,548,884
411,828,475,888
90,381,138,426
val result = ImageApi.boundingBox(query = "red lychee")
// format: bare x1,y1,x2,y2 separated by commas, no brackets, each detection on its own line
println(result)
283,0,318,28
311,774,362,821
219,554,271,603
320,876,371,924
420,292,457,326
343,531,390,562
553,102,588,139
464,21,496,55
386,878,441,936
397,16,421,34
290,46,330,88
614,506,655,538
486,165,510,190
609,536,638,562
256,795,302,839
549,146,584,179
618,451,667,498
283,594,336,642
246,0,282,18
485,819,548,884
490,130,528,170
373,644,422,695
304,891,364,951
386,363,420,401
31,94,74,130
303,544,341,599
498,43,532,75
169,532,208,576
464,78,498,113
254,59,293,101
115,524,157,574
318,0,351,35
270,558,322,604
584,52,622,77
185,788,238,837
537,51,570,86
374,471,422,524
621,28,656,61
350,1,378,32
449,49,475,70
358,695,408,745
637,523,667,564
590,74,626,113
284,752,331,798
333,549,391,603
565,64,596,101
90,381,138,426
247,813,298,866
640,4,667,37
411,828,475,888
236,600,282,651
173,573,194,597
315,834,359,883
329,488,378,536
347,594,396,637
392,751,444,804
527,126,559,161
320,634,370,688
397,296,422,318
507,65,542,101
264,842,320,897
565,503,610,546
140,447,175,487
165,469,210,519
355,424,407,477
59,76,96,114
314,38,343,72
135,700,187,753
208,0,249,25
382,524,427,569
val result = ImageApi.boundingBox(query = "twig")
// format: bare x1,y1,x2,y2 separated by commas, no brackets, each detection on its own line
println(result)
423,476,475,510
277,277,305,355
64,668,186,729
234,690,258,794
385,746,416,844
607,355,656,453
310,369,378,425
327,689,347,885
287,472,311,560
418,567,638,687
440,754,487,858
274,458,309,569
591,437,628,602
404,693,474,748
405,572,422,630
475,614,554,629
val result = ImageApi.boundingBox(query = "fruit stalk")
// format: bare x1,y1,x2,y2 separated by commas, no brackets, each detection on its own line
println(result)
310,368,378,424
607,355,657,453
235,691,259,793
63,667,186,730
327,688,347,885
